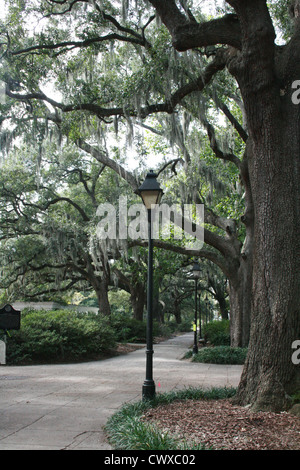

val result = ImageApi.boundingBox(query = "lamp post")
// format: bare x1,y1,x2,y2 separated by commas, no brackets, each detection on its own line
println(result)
198,292,202,340
137,170,163,400
205,294,209,323
192,260,201,355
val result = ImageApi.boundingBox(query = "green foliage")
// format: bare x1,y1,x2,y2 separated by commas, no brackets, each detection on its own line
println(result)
107,415,185,450
105,386,236,450
4,309,116,364
3,307,188,364
268,0,293,41
109,313,171,343
110,314,147,343
203,320,230,346
291,390,300,404
189,346,248,365
166,320,192,333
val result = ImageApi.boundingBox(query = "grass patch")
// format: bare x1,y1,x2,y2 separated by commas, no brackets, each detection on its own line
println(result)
105,387,236,450
185,346,248,365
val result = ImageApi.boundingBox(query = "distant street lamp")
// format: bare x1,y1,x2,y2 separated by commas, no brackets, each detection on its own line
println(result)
137,170,163,400
205,294,209,323
192,260,201,355
198,292,202,340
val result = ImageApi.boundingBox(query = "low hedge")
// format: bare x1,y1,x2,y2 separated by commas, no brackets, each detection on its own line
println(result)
189,345,248,365
2,309,116,364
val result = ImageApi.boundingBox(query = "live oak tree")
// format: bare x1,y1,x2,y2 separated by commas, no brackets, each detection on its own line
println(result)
1,0,299,411
0,146,120,316
0,145,194,323
0,0,250,347
147,0,300,412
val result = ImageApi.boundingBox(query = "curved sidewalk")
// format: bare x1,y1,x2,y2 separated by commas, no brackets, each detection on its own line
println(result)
0,333,242,450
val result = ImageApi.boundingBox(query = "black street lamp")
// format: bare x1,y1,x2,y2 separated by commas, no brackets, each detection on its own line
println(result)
192,260,201,355
205,294,209,323
198,292,202,340
137,170,163,400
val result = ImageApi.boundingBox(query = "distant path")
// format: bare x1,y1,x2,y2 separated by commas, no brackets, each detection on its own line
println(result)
0,333,242,450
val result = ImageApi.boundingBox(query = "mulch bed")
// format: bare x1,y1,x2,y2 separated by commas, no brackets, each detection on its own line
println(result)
142,399,300,450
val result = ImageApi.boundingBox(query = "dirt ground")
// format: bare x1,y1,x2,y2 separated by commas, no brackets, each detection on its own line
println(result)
142,398,300,450
117,340,299,450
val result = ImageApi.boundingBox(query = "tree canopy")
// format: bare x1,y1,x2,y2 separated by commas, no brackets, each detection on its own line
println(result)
0,0,299,412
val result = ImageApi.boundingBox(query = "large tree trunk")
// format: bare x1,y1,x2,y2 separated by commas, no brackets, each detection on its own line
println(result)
130,284,146,321
146,0,300,411
232,16,300,410
229,156,253,348
234,118,300,410
173,298,182,324
95,280,111,316
229,263,252,348
217,295,229,321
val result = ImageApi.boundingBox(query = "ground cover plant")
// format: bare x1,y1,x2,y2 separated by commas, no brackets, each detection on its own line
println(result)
105,387,300,451
105,387,236,450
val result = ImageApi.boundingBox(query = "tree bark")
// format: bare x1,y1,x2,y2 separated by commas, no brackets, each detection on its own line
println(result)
173,298,182,324
95,279,111,316
130,284,146,321
233,100,300,410
149,0,300,411
229,5,300,410
228,261,252,348
217,296,228,321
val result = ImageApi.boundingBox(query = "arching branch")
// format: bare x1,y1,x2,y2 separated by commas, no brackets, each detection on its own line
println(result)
75,138,139,191
147,1,241,50
5,48,227,122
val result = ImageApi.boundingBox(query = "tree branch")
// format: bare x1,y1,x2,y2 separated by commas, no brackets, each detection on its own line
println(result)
42,196,90,221
147,1,241,50
225,0,275,50
76,138,139,190
5,48,227,123
11,33,145,56
129,238,231,278
201,116,242,169
23,279,81,298
211,94,248,142
173,15,242,51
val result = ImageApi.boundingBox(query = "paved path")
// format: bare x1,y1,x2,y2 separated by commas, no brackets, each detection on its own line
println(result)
0,333,242,450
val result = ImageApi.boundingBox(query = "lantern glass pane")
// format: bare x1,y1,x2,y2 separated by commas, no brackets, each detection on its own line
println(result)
193,270,201,279
141,191,160,210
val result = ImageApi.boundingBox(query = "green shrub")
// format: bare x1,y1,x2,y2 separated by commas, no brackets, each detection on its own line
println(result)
109,314,173,343
202,320,230,346
4,309,115,364
110,315,147,343
167,319,192,333
190,346,248,365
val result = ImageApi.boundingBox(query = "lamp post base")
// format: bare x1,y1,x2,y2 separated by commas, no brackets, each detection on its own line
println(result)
142,380,156,401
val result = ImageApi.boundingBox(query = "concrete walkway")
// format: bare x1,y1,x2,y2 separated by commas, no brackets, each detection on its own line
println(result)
0,333,242,450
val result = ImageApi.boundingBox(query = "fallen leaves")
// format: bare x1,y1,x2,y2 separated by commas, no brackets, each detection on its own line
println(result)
142,399,300,450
